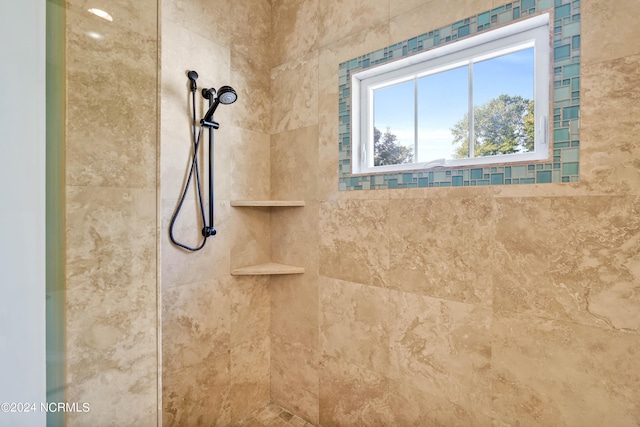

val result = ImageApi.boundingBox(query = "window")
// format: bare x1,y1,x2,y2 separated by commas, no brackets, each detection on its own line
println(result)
351,14,550,175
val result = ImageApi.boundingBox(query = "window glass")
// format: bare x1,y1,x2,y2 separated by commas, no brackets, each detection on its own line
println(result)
373,79,415,166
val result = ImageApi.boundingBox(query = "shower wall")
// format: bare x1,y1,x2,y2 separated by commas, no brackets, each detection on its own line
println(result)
270,0,640,425
64,0,158,425
159,0,273,424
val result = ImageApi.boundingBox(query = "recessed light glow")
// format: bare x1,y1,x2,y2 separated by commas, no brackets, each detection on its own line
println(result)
86,31,103,40
88,8,113,22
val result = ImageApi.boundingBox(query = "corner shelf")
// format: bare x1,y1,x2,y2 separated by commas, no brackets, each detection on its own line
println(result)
231,262,305,276
230,200,305,275
230,200,305,207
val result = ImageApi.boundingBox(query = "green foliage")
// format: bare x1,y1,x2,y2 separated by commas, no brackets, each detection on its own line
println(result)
374,126,414,166
451,94,534,158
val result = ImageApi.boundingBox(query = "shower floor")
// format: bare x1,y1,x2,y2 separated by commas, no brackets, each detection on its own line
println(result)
238,403,316,427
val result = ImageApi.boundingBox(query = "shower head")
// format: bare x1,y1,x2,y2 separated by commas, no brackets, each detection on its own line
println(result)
217,86,237,105
202,85,238,123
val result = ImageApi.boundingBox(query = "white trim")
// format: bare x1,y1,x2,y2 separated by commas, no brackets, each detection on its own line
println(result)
351,13,550,175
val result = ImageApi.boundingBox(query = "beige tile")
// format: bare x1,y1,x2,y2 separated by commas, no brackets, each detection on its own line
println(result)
320,277,390,374
66,187,156,292
230,0,272,70
162,0,231,46
271,274,319,348
271,337,319,425
66,8,157,189
230,51,272,134
388,378,493,426
162,278,231,373
229,276,270,347
318,0,390,48
229,126,271,201
390,0,435,19
491,313,640,426
388,290,492,416
388,196,494,305
230,338,271,423
494,196,640,331
270,126,319,200
68,0,158,39
65,283,157,426
582,0,640,65
580,54,640,195
390,0,493,44
271,0,319,67
271,53,319,134
319,354,392,426
271,201,320,274
161,199,231,287
162,352,231,427
229,205,271,269
319,199,390,287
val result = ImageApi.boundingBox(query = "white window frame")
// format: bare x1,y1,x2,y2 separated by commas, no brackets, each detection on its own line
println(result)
351,13,550,175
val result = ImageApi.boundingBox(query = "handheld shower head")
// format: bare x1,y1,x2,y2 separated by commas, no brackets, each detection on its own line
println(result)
202,85,238,124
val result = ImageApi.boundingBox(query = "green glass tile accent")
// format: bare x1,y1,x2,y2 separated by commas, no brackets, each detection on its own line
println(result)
536,164,544,170
563,105,579,119
562,148,579,162
563,21,580,37
477,179,490,185
555,141,570,148
521,0,535,9
452,176,463,186
505,179,512,184
563,63,580,78
528,165,535,171
554,44,571,60
553,170,561,182
339,182,347,190
491,173,504,184
538,0,553,10
458,25,470,37
554,86,571,101
514,7,520,19
471,168,483,179
434,171,447,181
555,3,571,18
511,165,527,178
562,162,579,175
418,177,429,187
537,170,552,183
375,175,384,185
554,128,570,141
571,175,579,182
498,11,512,24
512,178,519,184
478,11,490,25
388,179,398,188
403,173,413,183
521,178,535,184
505,166,511,178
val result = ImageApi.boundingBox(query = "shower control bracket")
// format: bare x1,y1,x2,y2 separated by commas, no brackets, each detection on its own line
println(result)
202,226,217,237
200,119,219,129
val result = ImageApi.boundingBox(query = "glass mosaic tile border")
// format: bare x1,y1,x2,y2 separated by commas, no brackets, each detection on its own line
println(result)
338,0,581,190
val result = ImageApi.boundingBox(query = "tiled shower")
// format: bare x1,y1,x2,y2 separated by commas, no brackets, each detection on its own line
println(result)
60,0,640,426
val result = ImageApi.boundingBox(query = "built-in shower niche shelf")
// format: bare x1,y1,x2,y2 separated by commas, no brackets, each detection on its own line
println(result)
230,200,305,207
231,262,305,276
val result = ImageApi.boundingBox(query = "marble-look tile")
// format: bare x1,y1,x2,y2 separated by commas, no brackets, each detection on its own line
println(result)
66,7,157,189
230,0,272,70
229,206,271,269
163,351,231,427
492,312,640,426
319,354,392,426
320,277,390,374
67,0,157,40
582,0,640,65
390,0,435,19
319,199,390,287
162,278,230,372
66,187,156,292
162,0,231,46
388,196,494,305
230,337,271,423
271,274,319,348
390,0,493,44
229,276,270,347
271,201,320,274
229,126,271,201
230,51,272,134
580,54,640,195
271,126,319,200
271,337,319,425
494,196,640,332
161,199,231,287
271,0,319,67
271,53,319,134
388,378,493,427
388,290,492,417
65,283,157,426
318,0,390,48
